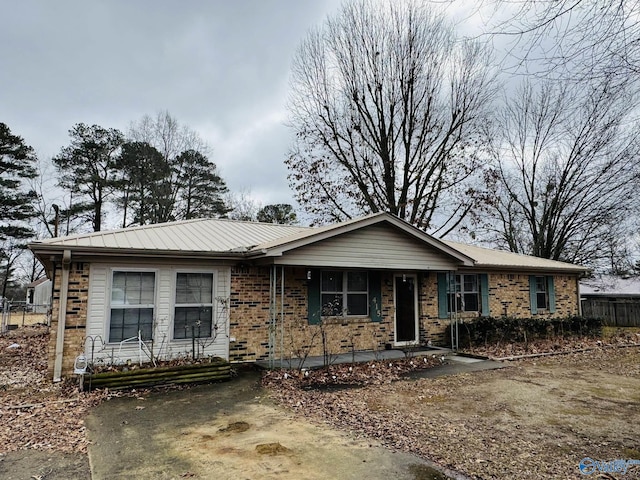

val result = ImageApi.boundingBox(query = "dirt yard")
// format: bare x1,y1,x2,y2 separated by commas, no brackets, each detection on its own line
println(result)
1,325,639,479
86,372,442,480
266,347,640,479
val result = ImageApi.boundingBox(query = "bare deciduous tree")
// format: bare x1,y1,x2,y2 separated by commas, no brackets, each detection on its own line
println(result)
479,75,640,267
127,111,220,223
224,188,263,222
482,0,640,81
286,0,496,233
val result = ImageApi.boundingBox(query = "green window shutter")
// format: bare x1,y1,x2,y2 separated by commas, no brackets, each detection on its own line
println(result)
480,273,490,316
437,273,448,319
307,269,321,325
529,275,538,315
369,271,382,322
547,275,556,313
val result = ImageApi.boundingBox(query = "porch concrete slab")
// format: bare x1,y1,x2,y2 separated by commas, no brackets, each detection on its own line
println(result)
255,349,507,381
256,348,439,370
447,355,484,364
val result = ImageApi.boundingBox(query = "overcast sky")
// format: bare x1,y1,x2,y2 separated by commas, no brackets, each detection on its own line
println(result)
0,1,348,210
1,0,496,226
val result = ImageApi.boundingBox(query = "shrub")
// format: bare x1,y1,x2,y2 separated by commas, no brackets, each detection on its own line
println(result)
449,316,603,348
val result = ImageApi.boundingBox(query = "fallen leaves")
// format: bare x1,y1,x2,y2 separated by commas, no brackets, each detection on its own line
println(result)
263,343,640,480
262,355,440,391
0,326,107,454
463,331,640,360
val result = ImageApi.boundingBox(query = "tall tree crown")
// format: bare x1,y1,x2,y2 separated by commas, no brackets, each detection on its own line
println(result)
53,123,124,232
286,0,496,233
0,122,37,241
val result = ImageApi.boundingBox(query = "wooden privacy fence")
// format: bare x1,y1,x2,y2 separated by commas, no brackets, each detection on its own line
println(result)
581,298,640,327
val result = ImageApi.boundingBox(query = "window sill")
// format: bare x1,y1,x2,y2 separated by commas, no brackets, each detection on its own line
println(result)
171,337,214,342
104,340,153,346
320,315,371,325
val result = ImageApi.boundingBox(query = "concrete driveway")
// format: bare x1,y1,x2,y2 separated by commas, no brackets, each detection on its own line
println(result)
85,369,440,480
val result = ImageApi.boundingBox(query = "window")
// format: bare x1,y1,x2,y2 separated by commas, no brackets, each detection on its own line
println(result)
448,274,480,312
320,270,368,317
535,276,548,310
173,272,214,339
109,271,155,343
530,275,556,314
438,272,489,319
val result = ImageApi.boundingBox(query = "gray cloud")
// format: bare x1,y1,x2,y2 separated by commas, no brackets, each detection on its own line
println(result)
0,0,342,210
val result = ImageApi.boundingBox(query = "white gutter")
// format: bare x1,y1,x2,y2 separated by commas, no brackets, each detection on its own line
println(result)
53,249,71,382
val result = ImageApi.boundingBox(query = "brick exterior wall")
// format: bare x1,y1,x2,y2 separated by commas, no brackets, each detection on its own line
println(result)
228,266,397,363
419,272,448,345
488,273,579,318
228,267,582,363
48,260,581,376
48,262,90,378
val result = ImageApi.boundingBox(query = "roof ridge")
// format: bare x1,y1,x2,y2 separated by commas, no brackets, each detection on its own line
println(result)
34,217,309,244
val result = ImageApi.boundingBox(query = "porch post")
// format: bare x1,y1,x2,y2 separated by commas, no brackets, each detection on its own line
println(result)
268,264,276,368
280,265,285,367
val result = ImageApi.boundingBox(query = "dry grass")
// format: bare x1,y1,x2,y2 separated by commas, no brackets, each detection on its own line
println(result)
0,326,107,454
265,346,640,480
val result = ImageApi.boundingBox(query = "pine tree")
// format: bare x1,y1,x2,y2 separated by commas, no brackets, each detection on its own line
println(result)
53,123,124,232
0,122,38,297
176,149,229,220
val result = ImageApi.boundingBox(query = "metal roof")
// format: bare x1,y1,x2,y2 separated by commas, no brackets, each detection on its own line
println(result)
29,213,588,273
442,240,589,272
30,218,310,253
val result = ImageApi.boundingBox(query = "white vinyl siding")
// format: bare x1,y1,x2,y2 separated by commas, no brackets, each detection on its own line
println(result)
86,263,230,366
274,224,459,270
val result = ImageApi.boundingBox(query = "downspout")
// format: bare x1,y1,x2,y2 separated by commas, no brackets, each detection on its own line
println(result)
268,265,276,369
53,249,71,382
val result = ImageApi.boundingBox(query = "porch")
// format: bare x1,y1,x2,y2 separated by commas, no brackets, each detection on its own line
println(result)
256,345,450,370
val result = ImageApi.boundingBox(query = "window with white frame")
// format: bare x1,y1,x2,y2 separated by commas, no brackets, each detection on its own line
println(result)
448,274,479,312
321,270,368,317
109,271,155,343
173,272,214,339
535,276,548,310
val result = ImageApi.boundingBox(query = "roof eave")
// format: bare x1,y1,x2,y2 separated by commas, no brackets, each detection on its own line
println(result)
473,263,589,273
29,245,247,261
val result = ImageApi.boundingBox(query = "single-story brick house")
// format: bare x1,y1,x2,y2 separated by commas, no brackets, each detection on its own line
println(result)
29,212,588,381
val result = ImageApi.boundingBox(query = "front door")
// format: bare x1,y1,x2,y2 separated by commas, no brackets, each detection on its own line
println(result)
394,274,418,345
